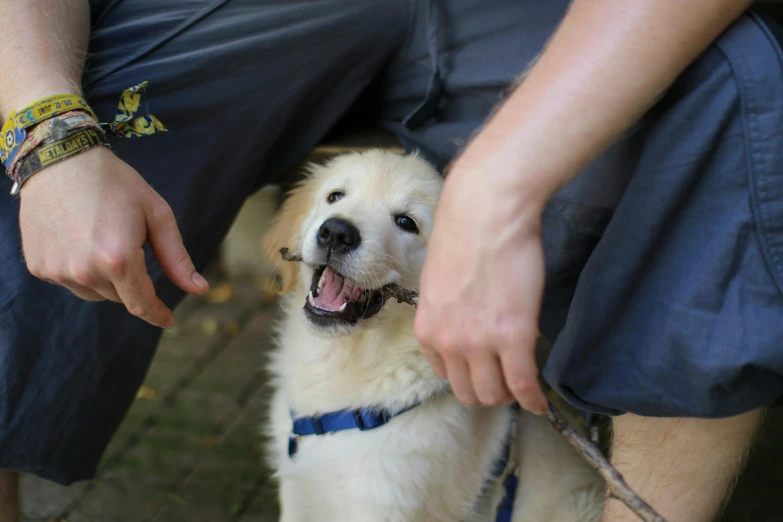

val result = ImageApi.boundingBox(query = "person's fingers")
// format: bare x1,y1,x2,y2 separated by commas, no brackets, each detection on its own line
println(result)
145,197,208,295
414,310,448,379
62,282,106,302
111,248,175,328
37,263,120,302
444,356,479,405
66,262,124,303
500,348,547,414
469,354,515,406
94,284,122,303
420,345,448,379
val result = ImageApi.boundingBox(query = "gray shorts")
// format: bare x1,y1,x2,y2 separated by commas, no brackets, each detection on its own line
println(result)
2,0,783,484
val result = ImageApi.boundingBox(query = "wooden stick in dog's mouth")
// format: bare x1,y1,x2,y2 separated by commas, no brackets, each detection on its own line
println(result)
280,247,303,263
279,248,419,308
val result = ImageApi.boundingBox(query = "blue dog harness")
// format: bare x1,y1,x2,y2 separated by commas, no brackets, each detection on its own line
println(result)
288,402,518,521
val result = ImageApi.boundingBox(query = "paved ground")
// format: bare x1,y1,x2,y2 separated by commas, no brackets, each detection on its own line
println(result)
20,273,282,522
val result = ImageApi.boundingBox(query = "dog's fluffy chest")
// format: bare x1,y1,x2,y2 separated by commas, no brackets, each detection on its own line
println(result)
269,390,511,522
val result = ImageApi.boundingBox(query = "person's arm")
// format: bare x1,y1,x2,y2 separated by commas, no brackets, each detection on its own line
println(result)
1,1,208,328
414,0,753,413
0,1,89,117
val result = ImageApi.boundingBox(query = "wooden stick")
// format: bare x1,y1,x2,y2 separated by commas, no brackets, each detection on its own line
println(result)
278,250,669,521
381,283,419,308
546,404,667,522
280,248,302,263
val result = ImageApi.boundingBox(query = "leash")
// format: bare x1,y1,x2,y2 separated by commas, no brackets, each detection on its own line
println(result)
288,402,519,521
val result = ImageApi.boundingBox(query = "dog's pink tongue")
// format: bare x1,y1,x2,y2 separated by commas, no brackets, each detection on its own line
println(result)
313,267,364,311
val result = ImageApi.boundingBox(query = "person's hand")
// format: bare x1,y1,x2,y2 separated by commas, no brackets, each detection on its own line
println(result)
18,146,208,328
414,151,548,414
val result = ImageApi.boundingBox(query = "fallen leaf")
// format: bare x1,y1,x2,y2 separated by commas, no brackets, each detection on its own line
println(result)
204,282,234,304
201,318,219,336
136,386,157,400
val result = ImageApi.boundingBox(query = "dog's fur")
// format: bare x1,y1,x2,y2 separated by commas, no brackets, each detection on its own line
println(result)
263,150,604,522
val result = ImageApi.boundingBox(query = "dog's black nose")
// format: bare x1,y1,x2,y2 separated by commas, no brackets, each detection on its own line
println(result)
317,218,361,253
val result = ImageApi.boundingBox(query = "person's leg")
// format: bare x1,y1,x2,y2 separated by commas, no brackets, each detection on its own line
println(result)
542,10,783,418
0,471,19,522
604,411,762,522
0,0,410,487
537,11,783,519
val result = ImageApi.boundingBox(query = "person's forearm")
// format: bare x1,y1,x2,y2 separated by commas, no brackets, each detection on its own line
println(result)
0,0,90,118
459,0,752,210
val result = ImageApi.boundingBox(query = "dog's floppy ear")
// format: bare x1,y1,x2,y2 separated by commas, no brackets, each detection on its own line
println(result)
262,178,316,295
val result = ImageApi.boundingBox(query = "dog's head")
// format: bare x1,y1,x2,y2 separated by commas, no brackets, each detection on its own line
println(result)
263,150,442,334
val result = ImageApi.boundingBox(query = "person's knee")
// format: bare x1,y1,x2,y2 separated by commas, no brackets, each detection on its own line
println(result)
604,410,764,522
610,410,763,476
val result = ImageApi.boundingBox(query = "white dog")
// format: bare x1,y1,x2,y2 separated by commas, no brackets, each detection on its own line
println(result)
263,150,604,522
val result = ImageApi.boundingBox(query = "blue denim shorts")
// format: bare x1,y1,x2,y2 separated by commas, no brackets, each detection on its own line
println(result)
1,0,783,484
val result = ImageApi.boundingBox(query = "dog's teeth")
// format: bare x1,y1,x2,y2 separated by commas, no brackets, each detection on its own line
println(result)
338,302,347,312
308,291,314,305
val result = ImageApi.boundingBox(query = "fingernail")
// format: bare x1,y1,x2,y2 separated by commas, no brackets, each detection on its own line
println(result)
192,272,208,290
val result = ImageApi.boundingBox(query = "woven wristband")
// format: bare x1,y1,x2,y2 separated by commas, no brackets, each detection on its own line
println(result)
9,112,110,195
1,94,98,170
1,81,167,196
8,112,101,174
14,128,110,194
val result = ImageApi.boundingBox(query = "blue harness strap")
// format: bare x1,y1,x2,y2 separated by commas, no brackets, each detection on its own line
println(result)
494,474,519,522
288,402,419,458
488,408,519,522
288,401,518,522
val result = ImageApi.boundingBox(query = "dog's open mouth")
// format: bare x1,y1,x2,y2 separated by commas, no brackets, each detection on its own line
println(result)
304,265,386,325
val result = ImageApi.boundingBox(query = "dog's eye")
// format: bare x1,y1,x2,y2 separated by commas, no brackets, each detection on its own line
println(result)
327,191,344,204
395,215,419,234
